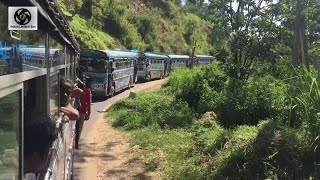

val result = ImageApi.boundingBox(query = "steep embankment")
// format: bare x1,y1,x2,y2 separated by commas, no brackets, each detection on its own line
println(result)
58,0,212,54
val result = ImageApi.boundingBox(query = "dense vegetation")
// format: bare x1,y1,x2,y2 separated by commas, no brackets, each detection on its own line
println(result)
106,1,320,177
108,64,320,179
58,0,212,54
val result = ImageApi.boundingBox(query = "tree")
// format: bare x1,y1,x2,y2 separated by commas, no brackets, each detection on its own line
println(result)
206,0,281,79
292,0,309,69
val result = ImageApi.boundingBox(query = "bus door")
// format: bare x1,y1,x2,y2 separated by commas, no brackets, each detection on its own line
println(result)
107,61,114,95
164,59,168,76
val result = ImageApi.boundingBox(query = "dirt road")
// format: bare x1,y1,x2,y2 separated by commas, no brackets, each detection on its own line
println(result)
73,80,165,180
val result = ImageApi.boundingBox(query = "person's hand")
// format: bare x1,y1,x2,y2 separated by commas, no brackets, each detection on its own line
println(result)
85,113,90,120
63,115,70,122
71,88,83,98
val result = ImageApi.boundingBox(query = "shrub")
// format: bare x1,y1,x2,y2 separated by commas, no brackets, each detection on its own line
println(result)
219,75,289,126
168,62,229,114
287,67,320,138
108,91,197,130
168,67,204,110
175,120,317,179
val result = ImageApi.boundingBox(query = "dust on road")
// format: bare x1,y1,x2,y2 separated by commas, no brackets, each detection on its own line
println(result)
73,80,165,180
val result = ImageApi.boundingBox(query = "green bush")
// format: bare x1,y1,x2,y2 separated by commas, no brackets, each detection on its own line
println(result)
168,62,228,113
168,67,204,110
108,90,197,130
219,75,289,126
173,120,317,179
287,67,320,137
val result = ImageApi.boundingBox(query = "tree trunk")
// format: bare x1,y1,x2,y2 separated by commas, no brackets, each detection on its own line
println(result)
293,0,309,69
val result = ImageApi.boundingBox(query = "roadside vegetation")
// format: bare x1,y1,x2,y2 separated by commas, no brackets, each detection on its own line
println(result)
108,63,320,179
58,0,212,54
55,0,320,178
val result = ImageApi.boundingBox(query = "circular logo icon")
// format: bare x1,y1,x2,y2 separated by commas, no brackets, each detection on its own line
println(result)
14,8,32,25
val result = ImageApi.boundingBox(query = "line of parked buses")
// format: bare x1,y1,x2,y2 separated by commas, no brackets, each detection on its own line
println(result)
80,49,214,98
0,0,213,180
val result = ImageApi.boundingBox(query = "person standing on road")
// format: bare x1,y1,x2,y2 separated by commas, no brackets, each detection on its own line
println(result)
75,76,91,149
133,60,138,84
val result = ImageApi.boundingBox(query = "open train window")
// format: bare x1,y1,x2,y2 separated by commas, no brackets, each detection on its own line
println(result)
49,37,64,67
49,73,59,120
0,90,22,179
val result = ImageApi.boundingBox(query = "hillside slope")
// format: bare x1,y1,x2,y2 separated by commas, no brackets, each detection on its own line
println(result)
58,0,212,54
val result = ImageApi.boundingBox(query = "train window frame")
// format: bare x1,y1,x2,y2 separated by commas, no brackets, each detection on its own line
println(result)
0,82,23,179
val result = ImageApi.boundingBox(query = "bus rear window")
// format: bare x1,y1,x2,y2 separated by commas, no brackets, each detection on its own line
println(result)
80,59,106,73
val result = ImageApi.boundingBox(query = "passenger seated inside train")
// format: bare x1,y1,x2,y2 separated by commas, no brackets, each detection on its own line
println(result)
24,113,58,178
60,77,81,121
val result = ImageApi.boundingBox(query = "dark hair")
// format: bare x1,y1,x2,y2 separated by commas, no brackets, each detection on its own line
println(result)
60,77,73,95
77,80,85,89
24,113,57,158
85,77,91,88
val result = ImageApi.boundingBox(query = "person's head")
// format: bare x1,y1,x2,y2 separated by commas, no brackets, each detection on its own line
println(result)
85,76,91,88
24,113,57,174
77,79,85,89
60,77,73,106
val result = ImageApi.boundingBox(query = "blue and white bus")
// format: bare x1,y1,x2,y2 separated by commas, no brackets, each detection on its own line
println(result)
167,55,190,71
194,55,214,66
80,49,137,98
137,52,169,81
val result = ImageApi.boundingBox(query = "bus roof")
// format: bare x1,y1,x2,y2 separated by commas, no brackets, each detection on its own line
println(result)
167,55,190,59
195,55,214,59
102,50,138,59
81,49,108,59
144,52,168,59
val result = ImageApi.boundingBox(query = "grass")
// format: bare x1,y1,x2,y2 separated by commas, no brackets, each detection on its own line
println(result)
130,127,193,174
70,15,121,49
107,89,319,179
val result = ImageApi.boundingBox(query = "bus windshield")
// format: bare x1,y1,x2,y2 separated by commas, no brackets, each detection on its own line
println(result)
80,57,107,73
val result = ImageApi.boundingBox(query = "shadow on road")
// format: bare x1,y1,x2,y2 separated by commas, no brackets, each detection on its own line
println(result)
73,136,155,179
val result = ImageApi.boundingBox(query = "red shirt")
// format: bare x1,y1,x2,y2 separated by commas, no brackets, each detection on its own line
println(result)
79,88,91,114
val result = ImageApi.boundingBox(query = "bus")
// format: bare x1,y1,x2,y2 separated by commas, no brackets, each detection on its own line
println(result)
167,55,190,71
0,0,80,179
194,55,214,66
80,49,137,98
137,52,169,82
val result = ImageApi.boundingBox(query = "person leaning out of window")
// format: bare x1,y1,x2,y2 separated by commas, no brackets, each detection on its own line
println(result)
60,77,82,121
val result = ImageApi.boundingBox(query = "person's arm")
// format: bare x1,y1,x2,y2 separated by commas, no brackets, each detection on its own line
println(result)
71,87,83,99
86,89,91,114
61,106,80,121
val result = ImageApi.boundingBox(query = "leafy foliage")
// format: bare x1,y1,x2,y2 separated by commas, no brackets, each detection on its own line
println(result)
58,0,213,53
108,90,197,130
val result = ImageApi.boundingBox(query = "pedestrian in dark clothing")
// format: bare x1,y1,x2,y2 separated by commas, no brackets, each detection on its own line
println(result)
75,76,91,149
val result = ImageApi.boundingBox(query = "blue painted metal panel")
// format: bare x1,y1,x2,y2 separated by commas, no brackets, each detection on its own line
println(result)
83,72,108,97
102,50,138,59
144,52,169,59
